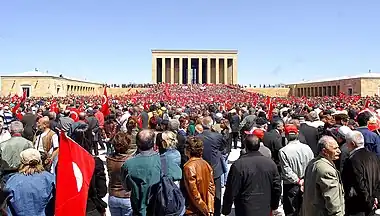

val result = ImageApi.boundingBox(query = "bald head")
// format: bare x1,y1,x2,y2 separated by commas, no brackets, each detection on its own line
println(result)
38,116,50,131
136,129,155,151
195,124,203,134
79,112,86,120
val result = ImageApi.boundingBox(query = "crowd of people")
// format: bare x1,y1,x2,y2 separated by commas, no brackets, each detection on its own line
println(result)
0,83,379,216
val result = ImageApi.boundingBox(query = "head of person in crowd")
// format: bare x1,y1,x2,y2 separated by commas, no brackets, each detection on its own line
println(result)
48,111,56,121
19,148,44,175
284,124,299,142
317,135,341,162
87,108,94,116
356,111,372,127
251,129,265,143
195,124,203,135
37,116,50,132
307,111,320,122
9,121,24,135
185,136,204,159
288,119,300,129
77,112,86,121
333,111,349,126
272,119,285,133
168,119,180,132
256,117,268,131
336,125,352,145
244,135,261,152
37,108,43,117
159,131,178,153
345,131,365,152
322,111,336,128
201,116,213,130
215,113,223,124
347,119,357,130
136,129,155,152
63,110,71,117
112,131,131,155
179,116,189,130
126,117,138,131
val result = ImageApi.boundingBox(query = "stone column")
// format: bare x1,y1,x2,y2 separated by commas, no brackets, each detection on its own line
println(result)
179,57,183,84
162,58,166,83
198,57,203,84
224,58,228,84
215,58,219,84
170,58,174,84
233,57,238,84
207,57,211,84
152,56,157,83
188,58,192,84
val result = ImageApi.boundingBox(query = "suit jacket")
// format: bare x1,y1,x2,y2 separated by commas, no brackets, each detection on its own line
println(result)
302,156,345,216
229,114,240,133
263,130,284,170
222,151,282,216
299,122,321,156
197,129,226,178
342,147,380,215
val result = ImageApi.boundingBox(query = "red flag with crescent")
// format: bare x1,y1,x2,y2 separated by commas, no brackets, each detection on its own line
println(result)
11,89,27,114
55,132,95,216
50,100,59,114
68,107,79,122
101,87,110,116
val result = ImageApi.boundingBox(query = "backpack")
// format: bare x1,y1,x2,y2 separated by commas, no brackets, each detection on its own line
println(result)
148,155,185,216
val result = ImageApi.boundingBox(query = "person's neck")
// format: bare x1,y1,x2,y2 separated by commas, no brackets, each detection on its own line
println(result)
43,128,50,133
11,133,22,137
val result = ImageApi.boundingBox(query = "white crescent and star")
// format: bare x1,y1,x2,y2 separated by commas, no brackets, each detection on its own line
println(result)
102,95,107,105
70,110,78,120
72,162,83,192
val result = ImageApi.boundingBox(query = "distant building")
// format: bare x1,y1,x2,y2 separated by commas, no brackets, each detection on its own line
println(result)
286,73,380,97
0,71,104,97
152,49,238,84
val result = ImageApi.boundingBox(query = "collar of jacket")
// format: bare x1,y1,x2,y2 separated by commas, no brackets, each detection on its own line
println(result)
11,133,22,137
137,149,157,157
317,155,336,168
242,151,263,157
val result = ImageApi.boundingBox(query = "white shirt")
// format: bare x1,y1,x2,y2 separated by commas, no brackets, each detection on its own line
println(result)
34,130,59,154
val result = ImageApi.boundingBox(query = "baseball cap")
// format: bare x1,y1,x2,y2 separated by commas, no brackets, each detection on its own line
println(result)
244,128,265,139
285,124,298,135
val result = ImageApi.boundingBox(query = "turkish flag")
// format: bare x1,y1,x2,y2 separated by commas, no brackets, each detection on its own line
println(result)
11,89,27,114
50,100,59,114
101,87,110,117
67,107,79,122
55,132,95,216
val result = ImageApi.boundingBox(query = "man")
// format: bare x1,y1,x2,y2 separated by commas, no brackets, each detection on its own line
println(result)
1,121,33,169
48,111,61,134
342,131,380,215
229,109,240,149
239,108,256,148
58,110,74,132
86,109,100,155
1,106,14,129
121,129,161,216
278,124,314,216
302,136,345,216
197,116,226,216
263,119,285,172
168,119,187,168
21,107,37,142
356,111,380,157
222,135,282,216
298,110,324,156
242,128,271,158
34,117,59,163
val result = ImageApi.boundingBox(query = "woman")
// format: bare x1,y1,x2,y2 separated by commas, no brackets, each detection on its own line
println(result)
183,137,215,216
106,132,135,216
103,114,119,155
178,117,189,137
125,117,139,152
5,148,55,215
157,131,182,181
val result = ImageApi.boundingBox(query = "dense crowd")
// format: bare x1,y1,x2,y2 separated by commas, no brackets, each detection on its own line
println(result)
0,84,379,216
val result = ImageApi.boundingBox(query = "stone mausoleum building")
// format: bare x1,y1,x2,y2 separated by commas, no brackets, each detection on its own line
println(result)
1,71,104,97
287,72,380,97
152,49,238,84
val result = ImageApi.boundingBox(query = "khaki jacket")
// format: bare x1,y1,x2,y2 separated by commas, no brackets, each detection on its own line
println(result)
302,156,345,216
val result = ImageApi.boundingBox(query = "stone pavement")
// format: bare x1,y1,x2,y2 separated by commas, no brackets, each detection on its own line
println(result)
99,142,284,216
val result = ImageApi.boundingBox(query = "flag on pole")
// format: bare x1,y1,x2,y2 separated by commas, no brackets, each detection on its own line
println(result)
101,87,110,116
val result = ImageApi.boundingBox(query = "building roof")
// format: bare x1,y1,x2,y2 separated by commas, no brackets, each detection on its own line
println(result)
1,71,103,85
151,49,238,54
290,72,380,85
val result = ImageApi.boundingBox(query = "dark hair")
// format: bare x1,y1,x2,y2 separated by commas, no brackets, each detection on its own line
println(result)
185,137,204,157
136,129,155,151
112,132,131,153
357,111,372,127
244,135,260,152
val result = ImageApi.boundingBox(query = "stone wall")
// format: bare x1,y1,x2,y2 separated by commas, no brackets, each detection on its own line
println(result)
244,88,290,97
107,88,149,96
361,78,380,96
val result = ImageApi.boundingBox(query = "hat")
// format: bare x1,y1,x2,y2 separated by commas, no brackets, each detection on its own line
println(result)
252,129,265,139
337,126,352,138
229,109,236,114
20,148,41,165
285,124,298,135
215,113,223,120
161,107,167,111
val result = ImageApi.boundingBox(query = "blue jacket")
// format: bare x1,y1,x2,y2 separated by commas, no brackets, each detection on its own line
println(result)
5,171,55,216
356,127,380,157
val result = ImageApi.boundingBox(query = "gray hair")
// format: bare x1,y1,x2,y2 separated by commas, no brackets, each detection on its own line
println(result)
287,133,299,142
346,131,364,147
317,136,337,153
162,131,178,149
202,116,213,129
168,119,180,132
10,121,24,134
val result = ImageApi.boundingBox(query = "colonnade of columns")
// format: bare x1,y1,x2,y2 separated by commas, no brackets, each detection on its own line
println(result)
295,84,344,97
152,56,237,84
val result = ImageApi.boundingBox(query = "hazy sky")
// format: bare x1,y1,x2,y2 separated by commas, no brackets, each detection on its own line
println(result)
0,0,379,85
